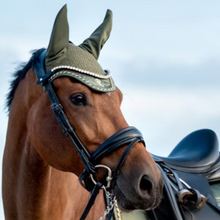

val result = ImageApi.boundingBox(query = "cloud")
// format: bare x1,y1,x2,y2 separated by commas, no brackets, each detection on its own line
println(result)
120,87,220,155
106,56,220,90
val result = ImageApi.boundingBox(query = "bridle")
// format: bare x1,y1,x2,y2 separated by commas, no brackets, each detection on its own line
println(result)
35,50,145,220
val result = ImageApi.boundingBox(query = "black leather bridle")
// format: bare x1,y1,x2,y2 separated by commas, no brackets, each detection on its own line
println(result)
35,50,145,219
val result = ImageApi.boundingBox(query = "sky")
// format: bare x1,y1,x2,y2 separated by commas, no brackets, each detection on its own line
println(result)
0,0,220,218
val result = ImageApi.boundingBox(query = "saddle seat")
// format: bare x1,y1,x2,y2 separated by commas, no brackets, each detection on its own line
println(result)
152,129,220,176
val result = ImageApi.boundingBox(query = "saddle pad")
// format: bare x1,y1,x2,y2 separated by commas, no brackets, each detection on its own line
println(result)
210,183,220,207
115,210,149,220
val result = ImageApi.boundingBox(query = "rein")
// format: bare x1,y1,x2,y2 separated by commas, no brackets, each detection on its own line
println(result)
35,50,145,219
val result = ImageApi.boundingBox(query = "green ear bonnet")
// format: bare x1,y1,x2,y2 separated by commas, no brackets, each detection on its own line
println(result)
45,5,115,92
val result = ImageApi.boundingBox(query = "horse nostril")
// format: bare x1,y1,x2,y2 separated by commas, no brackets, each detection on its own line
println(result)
139,175,153,194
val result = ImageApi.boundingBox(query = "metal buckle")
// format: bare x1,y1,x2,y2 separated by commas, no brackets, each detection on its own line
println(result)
90,164,113,188
179,178,207,208
177,188,193,203
51,103,63,115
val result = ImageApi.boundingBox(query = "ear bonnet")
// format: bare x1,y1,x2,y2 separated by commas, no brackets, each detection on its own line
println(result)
45,4,115,92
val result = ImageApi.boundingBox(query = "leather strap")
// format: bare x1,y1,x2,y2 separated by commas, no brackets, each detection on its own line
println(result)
91,126,144,163
79,182,103,220
111,138,142,188
156,164,184,220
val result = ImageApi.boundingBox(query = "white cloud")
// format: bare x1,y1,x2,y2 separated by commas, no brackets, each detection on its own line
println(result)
121,87,220,155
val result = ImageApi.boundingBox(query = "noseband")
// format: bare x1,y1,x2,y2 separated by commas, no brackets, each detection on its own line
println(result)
35,50,145,219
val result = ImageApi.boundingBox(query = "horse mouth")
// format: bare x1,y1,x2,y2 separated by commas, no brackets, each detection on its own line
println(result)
113,183,162,212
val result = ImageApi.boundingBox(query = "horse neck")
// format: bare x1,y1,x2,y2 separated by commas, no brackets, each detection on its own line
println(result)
5,68,42,162
3,68,51,214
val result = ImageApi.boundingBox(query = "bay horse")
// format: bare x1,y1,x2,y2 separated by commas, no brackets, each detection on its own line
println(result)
2,5,163,220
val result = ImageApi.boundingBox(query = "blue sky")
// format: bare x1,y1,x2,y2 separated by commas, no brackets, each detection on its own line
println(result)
0,0,220,218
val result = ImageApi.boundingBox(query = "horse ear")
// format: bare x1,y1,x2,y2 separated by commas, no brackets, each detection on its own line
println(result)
79,9,112,60
46,4,69,59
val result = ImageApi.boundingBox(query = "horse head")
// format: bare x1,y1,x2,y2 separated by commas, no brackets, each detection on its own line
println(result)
34,5,163,212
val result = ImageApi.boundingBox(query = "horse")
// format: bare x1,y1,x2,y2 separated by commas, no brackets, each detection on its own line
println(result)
2,5,163,220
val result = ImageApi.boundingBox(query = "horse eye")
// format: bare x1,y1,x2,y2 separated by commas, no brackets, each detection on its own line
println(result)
70,93,87,106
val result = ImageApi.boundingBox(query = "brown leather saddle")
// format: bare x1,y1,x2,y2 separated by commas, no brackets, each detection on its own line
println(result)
149,129,220,220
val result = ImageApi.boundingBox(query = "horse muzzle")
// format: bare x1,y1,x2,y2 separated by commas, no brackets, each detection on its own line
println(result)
114,170,164,211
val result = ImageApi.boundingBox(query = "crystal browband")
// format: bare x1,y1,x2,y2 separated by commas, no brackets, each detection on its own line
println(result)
51,65,111,79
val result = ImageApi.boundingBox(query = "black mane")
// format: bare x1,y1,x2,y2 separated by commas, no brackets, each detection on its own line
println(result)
6,48,45,112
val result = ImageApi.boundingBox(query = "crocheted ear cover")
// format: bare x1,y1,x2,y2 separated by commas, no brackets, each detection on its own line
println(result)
45,4,115,92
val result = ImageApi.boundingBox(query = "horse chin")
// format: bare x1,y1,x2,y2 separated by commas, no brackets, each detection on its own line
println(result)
113,184,161,212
